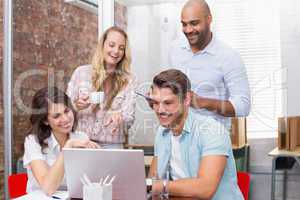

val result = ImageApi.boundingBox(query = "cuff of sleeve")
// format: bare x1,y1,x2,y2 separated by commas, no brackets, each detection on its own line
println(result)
23,156,45,169
202,151,229,157
228,96,250,117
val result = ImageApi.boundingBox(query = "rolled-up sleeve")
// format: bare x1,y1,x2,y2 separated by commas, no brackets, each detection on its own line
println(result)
199,119,231,157
224,52,251,117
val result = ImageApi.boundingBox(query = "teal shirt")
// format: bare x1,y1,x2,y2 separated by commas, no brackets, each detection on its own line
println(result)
154,108,244,200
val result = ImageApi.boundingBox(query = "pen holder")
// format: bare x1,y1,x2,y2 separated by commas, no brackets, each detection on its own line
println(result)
83,183,112,200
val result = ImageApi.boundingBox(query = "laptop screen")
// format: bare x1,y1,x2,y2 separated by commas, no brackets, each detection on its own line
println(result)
63,148,147,200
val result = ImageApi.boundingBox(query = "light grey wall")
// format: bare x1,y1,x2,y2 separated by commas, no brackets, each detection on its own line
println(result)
126,3,183,144
249,138,300,200
281,0,300,116
249,1,300,199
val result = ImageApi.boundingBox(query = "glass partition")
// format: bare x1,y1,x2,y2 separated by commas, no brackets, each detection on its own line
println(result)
114,0,184,144
1,0,99,197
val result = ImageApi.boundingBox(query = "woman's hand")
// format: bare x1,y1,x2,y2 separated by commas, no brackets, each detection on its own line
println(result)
75,96,90,110
104,112,123,134
64,139,100,149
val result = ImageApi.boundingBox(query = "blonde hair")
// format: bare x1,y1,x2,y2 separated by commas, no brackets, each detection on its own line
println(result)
91,26,131,110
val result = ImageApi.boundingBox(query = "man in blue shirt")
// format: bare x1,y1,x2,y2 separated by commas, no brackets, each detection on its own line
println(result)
148,69,243,199
169,0,251,129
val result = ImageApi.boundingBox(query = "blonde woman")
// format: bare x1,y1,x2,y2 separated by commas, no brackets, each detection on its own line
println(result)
67,26,137,149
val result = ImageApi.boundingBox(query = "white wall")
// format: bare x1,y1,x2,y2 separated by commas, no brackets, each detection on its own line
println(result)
126,3,183,143
281,0,300,116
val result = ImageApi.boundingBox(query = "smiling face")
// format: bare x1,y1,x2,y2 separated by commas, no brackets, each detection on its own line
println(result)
46,102,74,136
150,86,189,129
103,30,126,74
181,2,212,51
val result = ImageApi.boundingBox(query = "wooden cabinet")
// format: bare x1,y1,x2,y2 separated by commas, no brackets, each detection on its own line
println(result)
231,117,247,148
278,116,300,151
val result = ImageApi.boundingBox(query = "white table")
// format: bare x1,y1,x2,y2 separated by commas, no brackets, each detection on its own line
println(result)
268,147,300,200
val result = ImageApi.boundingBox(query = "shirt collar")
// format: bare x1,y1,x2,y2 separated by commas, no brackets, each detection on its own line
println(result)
182,109,193,133
47,132,60,151
180,33,217,56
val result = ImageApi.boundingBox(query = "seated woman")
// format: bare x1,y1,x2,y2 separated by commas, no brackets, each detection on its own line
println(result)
23,87,99,195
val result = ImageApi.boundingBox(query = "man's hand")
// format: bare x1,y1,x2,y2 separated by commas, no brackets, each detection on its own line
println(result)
152,180,164,195
190,91,235,116
190,91,206,109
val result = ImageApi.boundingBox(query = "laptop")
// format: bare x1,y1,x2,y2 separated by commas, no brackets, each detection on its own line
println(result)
63,148,147,200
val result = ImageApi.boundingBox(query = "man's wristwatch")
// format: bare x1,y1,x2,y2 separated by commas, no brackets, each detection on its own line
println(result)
146,178,152,192
162,179,168,194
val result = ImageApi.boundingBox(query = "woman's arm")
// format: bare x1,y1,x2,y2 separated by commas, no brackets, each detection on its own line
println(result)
29,139,99,195
30,153,64,195
67,66,91,111
104,76,138,132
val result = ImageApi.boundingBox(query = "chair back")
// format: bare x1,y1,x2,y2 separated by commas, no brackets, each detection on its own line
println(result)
8,173,28,198
237,171,250,200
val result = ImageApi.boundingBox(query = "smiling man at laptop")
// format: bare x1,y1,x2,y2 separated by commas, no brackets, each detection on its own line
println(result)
148,69,243,200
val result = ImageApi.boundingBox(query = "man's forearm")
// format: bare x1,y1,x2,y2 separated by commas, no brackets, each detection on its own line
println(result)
197,97,235,117
167,178,217,199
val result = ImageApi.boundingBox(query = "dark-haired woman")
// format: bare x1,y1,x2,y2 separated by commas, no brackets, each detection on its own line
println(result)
23,87,99,195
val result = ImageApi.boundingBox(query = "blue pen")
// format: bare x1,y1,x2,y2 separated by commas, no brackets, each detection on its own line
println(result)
52,196,61,199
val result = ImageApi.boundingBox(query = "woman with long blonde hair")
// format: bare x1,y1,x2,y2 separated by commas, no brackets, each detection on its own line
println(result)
67,26,137,149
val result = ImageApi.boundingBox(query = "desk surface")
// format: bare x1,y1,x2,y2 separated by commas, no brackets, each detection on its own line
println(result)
72,197,197,200
268,147,300,157
128,143,248,150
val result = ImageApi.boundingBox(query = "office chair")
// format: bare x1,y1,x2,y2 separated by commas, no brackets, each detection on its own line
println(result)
8,173,28,198
237,171,250,200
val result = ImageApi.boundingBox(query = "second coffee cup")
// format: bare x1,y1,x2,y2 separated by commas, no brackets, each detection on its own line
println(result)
90,91,104,104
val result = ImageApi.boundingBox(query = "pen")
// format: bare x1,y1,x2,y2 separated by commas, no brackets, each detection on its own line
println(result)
108,175,116,185
134,91,154,102
52,196,61,199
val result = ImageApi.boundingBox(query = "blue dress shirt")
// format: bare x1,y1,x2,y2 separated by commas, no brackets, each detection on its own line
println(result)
168,35,251,129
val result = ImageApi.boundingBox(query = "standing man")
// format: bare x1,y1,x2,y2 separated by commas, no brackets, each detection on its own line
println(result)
169,0,251,129
148,69,243,199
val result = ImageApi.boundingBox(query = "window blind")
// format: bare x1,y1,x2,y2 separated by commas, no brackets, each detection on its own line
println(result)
208,0,282,138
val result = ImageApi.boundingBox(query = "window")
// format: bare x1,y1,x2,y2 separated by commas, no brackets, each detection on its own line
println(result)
208,0,282,138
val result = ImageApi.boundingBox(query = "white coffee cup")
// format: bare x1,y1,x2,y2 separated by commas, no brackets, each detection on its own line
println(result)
83,183,112,200
90,91,104,104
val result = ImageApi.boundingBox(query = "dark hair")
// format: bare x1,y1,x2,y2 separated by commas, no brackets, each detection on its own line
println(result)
28,86,77,151
152,69,191,99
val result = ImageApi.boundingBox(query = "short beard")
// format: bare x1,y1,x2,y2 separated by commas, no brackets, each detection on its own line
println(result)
167,107,185,131
188,24,211,49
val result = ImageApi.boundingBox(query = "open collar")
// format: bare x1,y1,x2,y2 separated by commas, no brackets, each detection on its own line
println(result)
180,34,217,56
